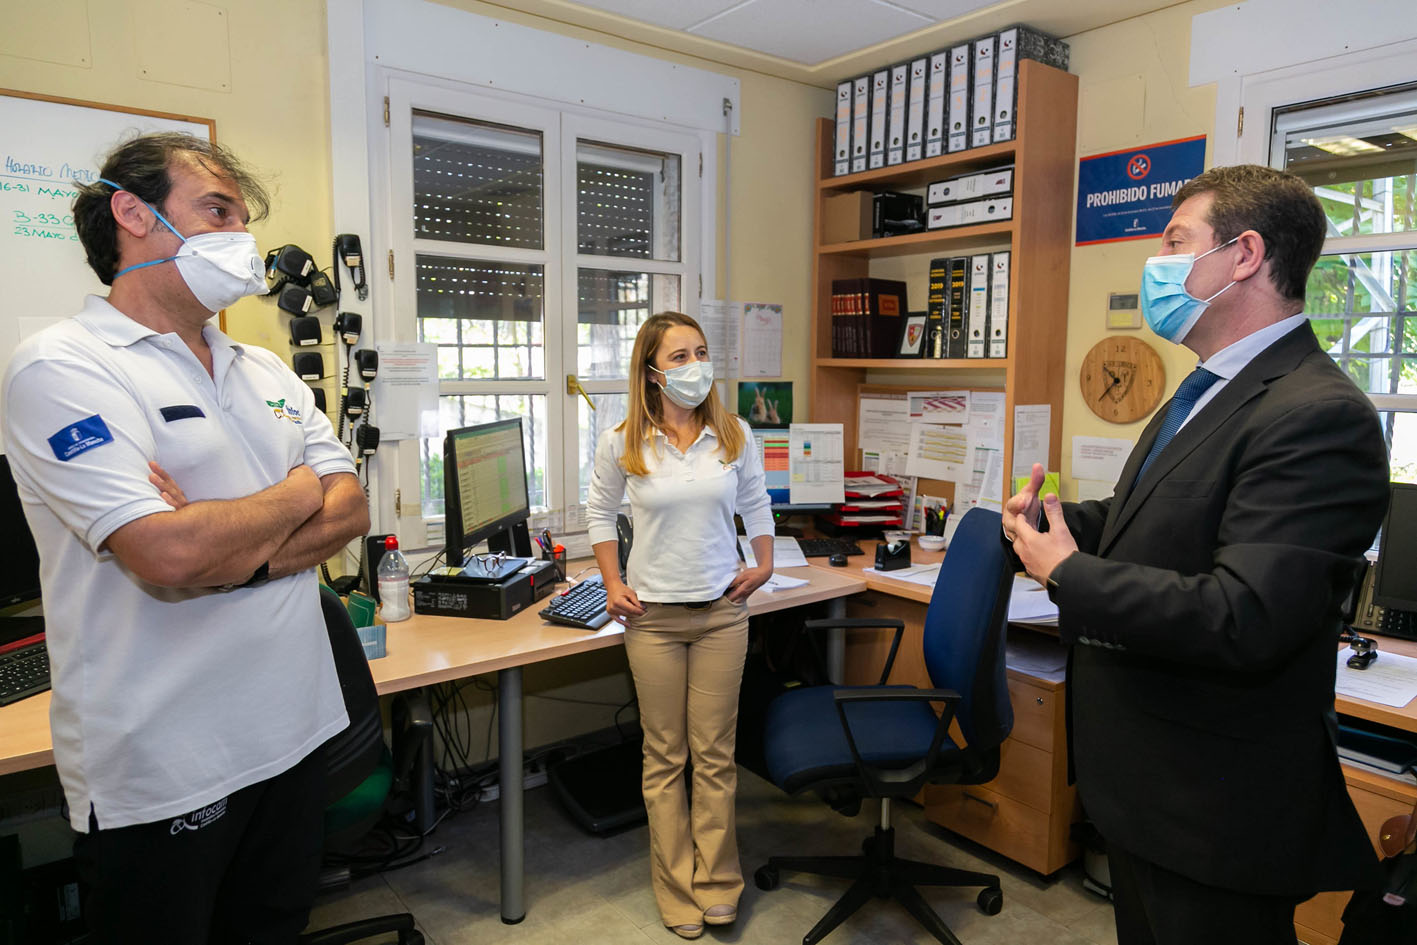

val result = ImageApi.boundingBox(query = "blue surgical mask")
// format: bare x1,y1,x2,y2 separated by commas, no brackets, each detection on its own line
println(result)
1140,237,1239,343
650,360,714,409
102,178,267,313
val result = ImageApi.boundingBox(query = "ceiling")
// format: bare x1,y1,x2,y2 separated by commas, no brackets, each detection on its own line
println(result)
482,0,1191,86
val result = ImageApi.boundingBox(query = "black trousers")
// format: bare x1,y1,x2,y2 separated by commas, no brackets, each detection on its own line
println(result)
1107,841,1303,945
73,746,326,945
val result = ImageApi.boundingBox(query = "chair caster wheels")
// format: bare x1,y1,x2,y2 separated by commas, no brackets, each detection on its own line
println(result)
977,886,1003,915
755,865,780,891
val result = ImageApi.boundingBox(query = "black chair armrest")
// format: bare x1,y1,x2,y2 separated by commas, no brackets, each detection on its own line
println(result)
803,618,906,684
299,912,422,944
831,688,961,797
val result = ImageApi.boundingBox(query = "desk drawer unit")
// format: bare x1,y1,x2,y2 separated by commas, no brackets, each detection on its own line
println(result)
926,782,1055,874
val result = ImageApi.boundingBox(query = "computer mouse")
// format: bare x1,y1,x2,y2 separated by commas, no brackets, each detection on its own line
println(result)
828,553,848,567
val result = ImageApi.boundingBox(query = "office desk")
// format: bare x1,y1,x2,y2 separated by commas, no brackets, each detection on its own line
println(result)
0,563,866,925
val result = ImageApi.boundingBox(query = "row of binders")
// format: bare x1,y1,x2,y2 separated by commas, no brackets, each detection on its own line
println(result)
925,252,1010,360
833,25,1069,176
830,278,908,359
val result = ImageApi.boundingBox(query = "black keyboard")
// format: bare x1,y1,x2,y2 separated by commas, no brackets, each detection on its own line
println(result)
1380,607,1417,641
0,641,50,706
540,576,611,630
796,538,865,558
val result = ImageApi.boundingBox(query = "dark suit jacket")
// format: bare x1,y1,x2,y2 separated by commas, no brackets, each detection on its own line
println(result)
1049,324,1389,896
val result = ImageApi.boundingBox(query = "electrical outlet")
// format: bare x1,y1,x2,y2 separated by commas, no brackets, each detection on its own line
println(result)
477,766,548,803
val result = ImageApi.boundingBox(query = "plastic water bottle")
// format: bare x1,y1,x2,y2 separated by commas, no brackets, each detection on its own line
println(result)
377,535,411,622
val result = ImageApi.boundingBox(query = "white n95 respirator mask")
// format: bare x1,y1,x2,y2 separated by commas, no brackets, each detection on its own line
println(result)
102,177,268,313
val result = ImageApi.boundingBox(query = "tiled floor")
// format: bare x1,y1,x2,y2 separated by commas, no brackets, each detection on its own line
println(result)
306,767,1118,945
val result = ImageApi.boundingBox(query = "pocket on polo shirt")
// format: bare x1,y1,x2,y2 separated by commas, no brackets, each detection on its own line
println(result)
159,404,206,422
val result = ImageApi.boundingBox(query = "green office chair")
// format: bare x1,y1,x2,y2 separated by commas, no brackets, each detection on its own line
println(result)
300,585,429,945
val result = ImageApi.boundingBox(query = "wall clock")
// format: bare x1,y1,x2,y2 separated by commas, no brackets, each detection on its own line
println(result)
1080,336,1166,423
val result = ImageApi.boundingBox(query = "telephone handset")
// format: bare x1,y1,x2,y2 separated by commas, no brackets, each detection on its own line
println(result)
1350,560,1385,633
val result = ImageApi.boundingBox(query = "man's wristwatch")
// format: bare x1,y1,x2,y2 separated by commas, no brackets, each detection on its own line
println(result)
222,561,270,592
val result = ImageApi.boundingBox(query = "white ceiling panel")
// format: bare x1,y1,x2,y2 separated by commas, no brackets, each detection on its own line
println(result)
563,0,743,31
886,0,1004,21
688,0,933,64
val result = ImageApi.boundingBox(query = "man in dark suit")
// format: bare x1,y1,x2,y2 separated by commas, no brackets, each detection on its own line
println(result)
1006,164,1389,944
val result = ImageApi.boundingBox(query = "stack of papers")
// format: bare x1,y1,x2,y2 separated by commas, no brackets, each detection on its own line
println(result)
1335,649,1417,708
862,563,941,587
738,536,809,569
842,475,899,496
760,574,810,593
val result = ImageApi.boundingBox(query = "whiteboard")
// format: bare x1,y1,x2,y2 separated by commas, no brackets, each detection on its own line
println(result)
0,89,214,398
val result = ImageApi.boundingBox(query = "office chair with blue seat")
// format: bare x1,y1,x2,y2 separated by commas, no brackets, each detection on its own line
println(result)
754,507,1015,945
299,584,428,945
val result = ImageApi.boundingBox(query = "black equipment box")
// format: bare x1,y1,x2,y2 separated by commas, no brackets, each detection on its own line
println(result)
413,559,558,620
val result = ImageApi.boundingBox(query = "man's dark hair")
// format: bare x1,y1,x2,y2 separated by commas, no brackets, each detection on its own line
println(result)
1172,164,1325,302
72,133,271,286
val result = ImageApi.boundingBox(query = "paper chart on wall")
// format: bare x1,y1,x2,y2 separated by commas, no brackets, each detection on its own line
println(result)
858,393,913,476
904,423,968,481
372,343,439,440
739,302,783,378
1011,404,1051,478
698,299,740,379
788,423,846,504
907,389,970,422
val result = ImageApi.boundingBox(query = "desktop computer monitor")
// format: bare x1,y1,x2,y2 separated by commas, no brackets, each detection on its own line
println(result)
750,425,831,516
442,418,533,568
1373,482,1417,613
0,454,42,610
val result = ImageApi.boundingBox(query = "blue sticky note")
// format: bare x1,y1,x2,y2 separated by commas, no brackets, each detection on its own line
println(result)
47,415,114,461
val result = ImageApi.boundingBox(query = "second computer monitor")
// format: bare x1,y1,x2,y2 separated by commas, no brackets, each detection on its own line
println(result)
1374,482,1417,613
443,418,532,568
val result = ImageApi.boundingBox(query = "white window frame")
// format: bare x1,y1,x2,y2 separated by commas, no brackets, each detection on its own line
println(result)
379,74,703,546
1194,27,1417,419
327,0,734,542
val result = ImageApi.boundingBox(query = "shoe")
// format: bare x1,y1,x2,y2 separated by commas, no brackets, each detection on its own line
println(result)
672,923,703,939
703,905,737,926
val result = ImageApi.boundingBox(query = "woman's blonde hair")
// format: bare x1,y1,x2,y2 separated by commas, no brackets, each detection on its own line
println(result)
618,312,745,476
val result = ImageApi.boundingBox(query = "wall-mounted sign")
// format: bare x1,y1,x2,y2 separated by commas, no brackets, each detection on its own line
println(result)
1075,135,1207,246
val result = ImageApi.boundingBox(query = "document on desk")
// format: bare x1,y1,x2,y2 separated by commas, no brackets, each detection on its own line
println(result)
862,563,941,586
789,424,846,504
739,536,809,569
1007,575,1058,625
760,573,810,592
1335,649,1417,708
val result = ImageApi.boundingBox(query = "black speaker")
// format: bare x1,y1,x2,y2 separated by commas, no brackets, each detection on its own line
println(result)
355,348,379,381
275,283,313,315
361,533,395,600
288,315,321,346
308,269,338,307
292,351,323,380
311,387,327,413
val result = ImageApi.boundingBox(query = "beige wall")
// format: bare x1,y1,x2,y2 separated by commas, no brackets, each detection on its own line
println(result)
0,0,826,753
1058,0,1233,491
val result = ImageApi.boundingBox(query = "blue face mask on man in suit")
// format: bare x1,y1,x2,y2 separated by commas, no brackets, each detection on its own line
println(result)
1140,237,1239,343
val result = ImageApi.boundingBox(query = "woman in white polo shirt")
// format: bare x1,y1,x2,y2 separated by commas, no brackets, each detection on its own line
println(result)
587,312,774,940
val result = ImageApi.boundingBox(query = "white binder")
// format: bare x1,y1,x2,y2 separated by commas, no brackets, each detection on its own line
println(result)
925,51,948,158
905,57,928,163
886,62,908,166
993,28,1018,143
966,253,990,358
971,36,996,149
988,251,1010,358
947,44,970,153
868,69,889,169
851,74,870,173
834,80,852,176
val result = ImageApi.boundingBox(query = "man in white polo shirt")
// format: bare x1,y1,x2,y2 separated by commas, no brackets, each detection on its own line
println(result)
2,133,369,944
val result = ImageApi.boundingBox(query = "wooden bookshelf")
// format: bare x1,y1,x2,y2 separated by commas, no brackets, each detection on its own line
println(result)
808,59,1079,500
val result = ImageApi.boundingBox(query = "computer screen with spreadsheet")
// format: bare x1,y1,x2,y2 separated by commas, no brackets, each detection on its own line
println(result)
750,425,831,513
443,418,531,568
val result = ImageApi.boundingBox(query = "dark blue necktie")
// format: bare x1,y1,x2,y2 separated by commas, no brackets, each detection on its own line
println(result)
1134,367,1220,485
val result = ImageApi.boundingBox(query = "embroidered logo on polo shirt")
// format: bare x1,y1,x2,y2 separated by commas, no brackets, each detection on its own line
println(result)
47,415,114,461
265,398,304,424
168,796,229,835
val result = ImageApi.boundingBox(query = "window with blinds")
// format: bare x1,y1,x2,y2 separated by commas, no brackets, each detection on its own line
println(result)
1274,84,1417,480
413,112,542,249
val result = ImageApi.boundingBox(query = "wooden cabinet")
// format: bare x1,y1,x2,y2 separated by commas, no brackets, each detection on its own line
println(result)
808,59,1078,495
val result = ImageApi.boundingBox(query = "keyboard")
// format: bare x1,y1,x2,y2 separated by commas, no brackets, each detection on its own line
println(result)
796,538,865,558
540,576,612,631
1380,607,1417,641
0,641,50,706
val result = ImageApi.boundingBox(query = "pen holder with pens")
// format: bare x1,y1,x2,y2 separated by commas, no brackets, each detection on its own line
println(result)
543,545,567,583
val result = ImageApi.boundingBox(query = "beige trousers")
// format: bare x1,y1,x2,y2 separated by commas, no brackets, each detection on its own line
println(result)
623,597,749,927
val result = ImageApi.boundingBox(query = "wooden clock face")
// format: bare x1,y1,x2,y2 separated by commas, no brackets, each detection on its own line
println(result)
1080,336,1166,424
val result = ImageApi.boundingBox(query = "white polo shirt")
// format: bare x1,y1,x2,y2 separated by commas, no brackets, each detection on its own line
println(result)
586,417,774,602
2,295,352,832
